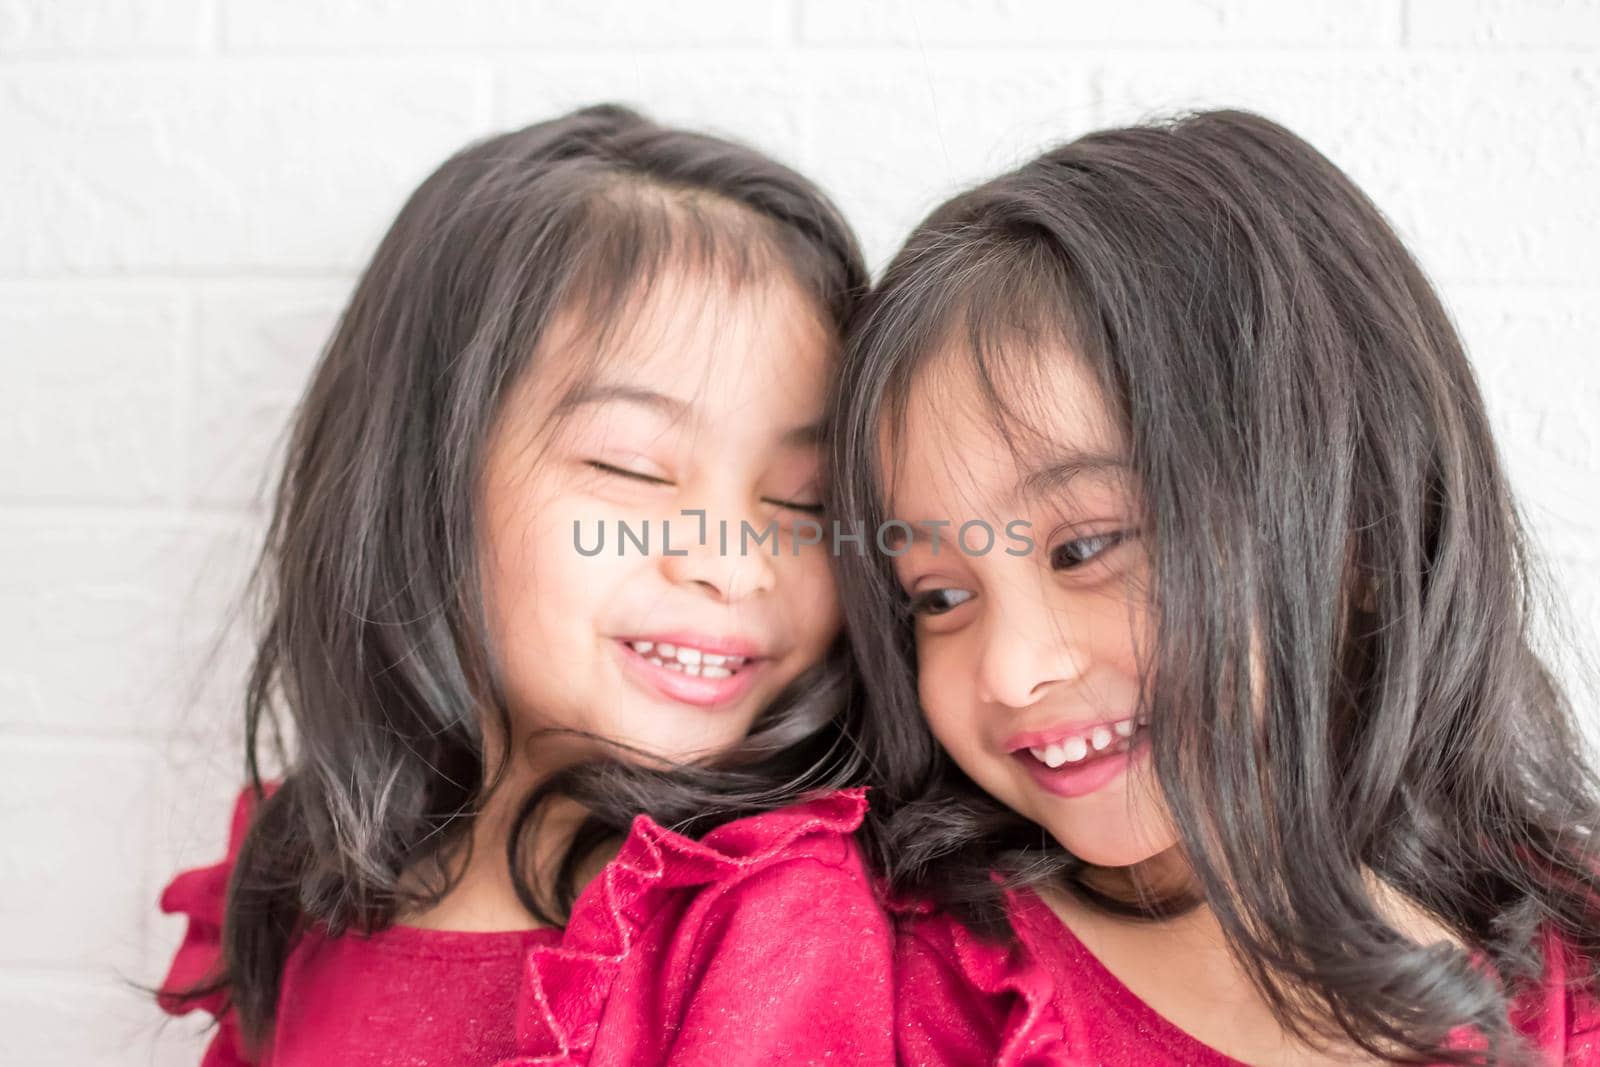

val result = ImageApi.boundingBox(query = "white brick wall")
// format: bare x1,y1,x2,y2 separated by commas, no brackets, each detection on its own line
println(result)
2,2,1596,1061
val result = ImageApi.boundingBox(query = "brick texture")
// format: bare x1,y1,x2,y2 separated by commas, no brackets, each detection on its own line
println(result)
2,2,1596,1060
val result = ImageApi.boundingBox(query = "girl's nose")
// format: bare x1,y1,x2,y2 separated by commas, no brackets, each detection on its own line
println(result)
658,505,780,603
973,603,1091,710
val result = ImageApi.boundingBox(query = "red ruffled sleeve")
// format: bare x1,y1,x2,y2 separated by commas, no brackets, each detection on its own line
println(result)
891,894,1076,1067
157,785,266,1067
1517,926,1600,1063
1570,987,1600,1064
496,788,894,1066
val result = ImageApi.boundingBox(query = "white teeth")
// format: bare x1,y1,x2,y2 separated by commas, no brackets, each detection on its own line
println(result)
633,639,749,675
630,639,748,671
1026,720,1146,770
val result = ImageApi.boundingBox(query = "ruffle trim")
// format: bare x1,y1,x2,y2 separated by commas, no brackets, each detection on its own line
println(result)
155,786,273,1067
889,888,1074,1067
495,788,870,1066
156,785,267,1020
1512,925,1600,1051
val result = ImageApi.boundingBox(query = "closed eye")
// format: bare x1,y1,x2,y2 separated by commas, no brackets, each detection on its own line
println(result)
588,460,670,486
590,461,824,515
765,497,825,516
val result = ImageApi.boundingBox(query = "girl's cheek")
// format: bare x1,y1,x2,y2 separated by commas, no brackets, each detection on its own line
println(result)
1063,574,1149,676
779,550,843,646
916,640,977,749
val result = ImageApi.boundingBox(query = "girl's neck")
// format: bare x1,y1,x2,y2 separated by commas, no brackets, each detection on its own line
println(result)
396,750,616,933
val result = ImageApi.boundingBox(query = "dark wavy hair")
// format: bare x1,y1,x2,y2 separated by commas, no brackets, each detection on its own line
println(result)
830,109,1600,1064
182,103,869,1050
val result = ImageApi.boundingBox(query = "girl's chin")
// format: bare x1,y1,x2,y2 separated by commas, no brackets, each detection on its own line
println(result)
1061,842,1170,871
1041,818,1179,873
601,726,748,767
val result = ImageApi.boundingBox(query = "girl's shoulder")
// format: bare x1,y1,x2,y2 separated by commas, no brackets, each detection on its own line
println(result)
590,784,882,931
889,887,1068,1067
513,786,894,1064
156,785,895,1065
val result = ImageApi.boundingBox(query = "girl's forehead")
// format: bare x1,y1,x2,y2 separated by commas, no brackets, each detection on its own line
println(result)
525,267,832,422
880,338,1123,510
556,267,827,380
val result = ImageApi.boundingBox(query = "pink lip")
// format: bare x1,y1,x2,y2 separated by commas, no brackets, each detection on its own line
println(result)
1003,715,1141,754
1014,728,1150,799
612,637,768,709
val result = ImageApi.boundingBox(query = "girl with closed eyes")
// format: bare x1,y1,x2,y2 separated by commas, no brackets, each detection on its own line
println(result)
155,103,893,1066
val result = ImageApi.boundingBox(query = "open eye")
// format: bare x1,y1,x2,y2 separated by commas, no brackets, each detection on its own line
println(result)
1049,530,1133,571
908,586,975,616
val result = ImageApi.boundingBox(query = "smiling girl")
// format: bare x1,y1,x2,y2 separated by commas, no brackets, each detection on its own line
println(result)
833,110,1600,1064
155,104,891,1065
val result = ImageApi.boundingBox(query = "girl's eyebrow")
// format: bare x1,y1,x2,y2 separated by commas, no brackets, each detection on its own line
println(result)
556,380,822,449
554,382,691,419
1014,450,1129,502
879,451,1129,538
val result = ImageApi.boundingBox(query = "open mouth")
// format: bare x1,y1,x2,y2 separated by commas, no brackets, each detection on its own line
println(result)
612,636,768,709
1008,715,1151,798
1020,716,1147,769
621,639,750,679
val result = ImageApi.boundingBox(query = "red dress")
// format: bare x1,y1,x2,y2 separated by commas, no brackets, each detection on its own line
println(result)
894,886,1600,1066
158,787,894,1066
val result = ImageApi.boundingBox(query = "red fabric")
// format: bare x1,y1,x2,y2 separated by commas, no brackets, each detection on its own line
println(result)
894,886,1600,1066
158,787,894,1066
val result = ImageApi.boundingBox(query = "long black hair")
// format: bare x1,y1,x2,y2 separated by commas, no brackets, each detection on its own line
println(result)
830,108,1600,1064
192,103,868,1049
